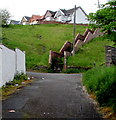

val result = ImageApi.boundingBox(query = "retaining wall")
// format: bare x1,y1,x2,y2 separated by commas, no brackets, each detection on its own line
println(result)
106,46,116,66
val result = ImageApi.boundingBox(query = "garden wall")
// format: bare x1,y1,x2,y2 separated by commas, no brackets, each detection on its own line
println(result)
0,44,26,87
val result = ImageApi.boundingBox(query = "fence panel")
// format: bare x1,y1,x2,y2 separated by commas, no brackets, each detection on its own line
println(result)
0,45,26,87
1,45,16,86
15,48,26,74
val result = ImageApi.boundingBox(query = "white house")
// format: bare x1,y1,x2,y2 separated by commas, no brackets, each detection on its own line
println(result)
54,9,68,22
54,6,89,24
20,16,31,25
44,10,56,21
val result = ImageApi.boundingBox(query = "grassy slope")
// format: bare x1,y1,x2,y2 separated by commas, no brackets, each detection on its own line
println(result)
2,24,115,69
2,24,87,69
67,34,114,68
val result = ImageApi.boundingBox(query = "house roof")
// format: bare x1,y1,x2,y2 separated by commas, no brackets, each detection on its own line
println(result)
60,9,67,15
10,20,20,24
24,16,31,21
44,10,56,17
60,6,87,16
48,10,56,16
30,15,44,22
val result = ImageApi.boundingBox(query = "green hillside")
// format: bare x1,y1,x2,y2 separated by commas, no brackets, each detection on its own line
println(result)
2,24,115,70
2,24,87,69
67,35,114,68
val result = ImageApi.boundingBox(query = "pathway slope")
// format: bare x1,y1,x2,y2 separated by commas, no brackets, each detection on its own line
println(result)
2,72,105,119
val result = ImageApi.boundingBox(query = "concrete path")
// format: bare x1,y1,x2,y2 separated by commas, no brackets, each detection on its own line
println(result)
2,72,105,119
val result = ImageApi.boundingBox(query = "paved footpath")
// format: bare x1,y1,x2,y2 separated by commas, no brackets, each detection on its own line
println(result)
2,72,105,119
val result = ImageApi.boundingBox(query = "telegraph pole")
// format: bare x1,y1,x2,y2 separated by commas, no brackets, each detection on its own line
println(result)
73,5,76,56
98,0,100,9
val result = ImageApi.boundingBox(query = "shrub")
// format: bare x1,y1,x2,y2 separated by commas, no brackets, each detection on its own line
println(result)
12,73,28,84
14,73,28,81
83,66,116,111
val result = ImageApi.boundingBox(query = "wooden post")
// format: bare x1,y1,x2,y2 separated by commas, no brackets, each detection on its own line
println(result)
64,51,67,71
49,50,52,69
73,5,76,56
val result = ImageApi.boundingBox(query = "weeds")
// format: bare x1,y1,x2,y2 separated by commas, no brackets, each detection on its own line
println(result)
1,73,30,100
83,66,116,112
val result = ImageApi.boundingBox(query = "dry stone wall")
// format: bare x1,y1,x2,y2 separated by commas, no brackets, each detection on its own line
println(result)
106,46,116,66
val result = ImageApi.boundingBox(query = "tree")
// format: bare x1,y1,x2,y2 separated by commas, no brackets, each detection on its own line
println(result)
0,9,11,26
88,0,116,34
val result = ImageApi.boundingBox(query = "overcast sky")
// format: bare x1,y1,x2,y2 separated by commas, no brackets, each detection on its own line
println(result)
0,0,108,21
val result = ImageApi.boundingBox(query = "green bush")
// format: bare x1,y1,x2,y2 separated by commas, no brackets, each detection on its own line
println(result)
13,73,28,84
83,66,116,112
14,73,28,80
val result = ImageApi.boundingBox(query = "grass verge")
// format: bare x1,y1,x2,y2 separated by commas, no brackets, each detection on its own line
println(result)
83,65,116,119
0,73,33,100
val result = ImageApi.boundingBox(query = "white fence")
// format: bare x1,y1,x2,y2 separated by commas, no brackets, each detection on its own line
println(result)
0,44,26,87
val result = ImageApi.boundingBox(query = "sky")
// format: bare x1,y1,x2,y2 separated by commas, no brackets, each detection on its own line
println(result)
0,0,109,21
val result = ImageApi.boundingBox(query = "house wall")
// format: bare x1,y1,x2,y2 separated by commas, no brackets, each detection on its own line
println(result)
70,8,89,24
21,17,29,25
45,11,52,18
30,21,38,25
44,11,54,21
21,17,26,25
0,45,26,87
56,15,68,22
55,10,66,22
45,17,54,21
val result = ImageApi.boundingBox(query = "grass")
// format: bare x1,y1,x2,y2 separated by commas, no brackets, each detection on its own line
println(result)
67,33,115,68
2,24,87,69
83,66,116,113
2,24,115,71
62,68,86,73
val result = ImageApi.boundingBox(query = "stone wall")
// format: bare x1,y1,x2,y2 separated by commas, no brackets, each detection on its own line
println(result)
106,46,116,66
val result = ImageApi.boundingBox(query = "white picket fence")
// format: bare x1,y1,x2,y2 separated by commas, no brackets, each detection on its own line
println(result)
0,44,26,87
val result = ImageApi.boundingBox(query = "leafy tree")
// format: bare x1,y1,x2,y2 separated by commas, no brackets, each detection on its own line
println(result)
88,0,116,34
0,9,11,26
